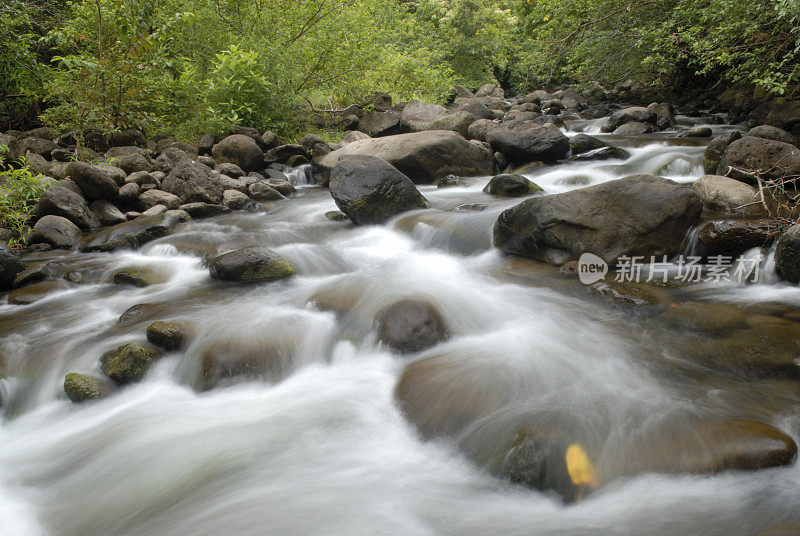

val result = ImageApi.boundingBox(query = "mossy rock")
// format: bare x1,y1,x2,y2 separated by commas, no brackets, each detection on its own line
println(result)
111,267,164,287
100,343,155,384
63,372,106,403
208,246,296,283
146,321,190,351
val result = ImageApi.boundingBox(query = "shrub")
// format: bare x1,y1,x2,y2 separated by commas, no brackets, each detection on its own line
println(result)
0,146,49,248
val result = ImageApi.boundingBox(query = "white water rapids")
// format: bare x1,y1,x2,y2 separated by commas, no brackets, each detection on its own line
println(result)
1,116,799,536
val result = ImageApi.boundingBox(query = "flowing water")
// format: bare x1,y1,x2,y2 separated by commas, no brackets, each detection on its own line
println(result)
1,116,799,536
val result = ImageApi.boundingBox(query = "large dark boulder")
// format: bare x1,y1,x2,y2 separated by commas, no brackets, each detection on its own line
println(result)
601,106,657,133
748,125,798,147
78,213,179,252
66,161,119,201
316,131,495,184
161,150,226,204
376,299,449,354
0,244,25,291
703,131,742,174
34,186,101,229
692,219,783,259
329,155,427,224
717,136,800,182
486,122,570,164
494,175,702,265
207,246,296,282
775,224,800,283
30,215,82,249
211,134,264,172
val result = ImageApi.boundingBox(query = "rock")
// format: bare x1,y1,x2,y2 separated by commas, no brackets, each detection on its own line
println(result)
106,128,146,148
179,202,229,218
748,125,799,147
161,150,226,204
613,121,656,135
263,171,296,195
0,244,26,291
775,224,800,283
117,182,140,204
78,213,179,252
267,144,305,163
494,175,702,265
9,137,58,160
138,189,182,210
329,155,428,225
63,373,107,403
141,205,167,217
146,321,190,351
341,130,371,145
449,85,474,100
198,133,216,155
65,162,119,201
647,102,676,129
691,175,760,214
34,186,101,230
325,210,349,221
30,215,82,249
118,303,165,325
483,174,543,197
475,84,504,98
601,107,657,133
677,126,713,138
467,119,499,141
112,266,163,287
90,200,127,226
486,122,570,164
215,162,244,178
717,136,800,182
664,302,747,332
427,111,475,138
451,203,486,212
764,101,800,135
435,174,466,188
8,280,70,304
197,337,284,391
125,170,159,187
207,246,296,282
248,181,283,201
376,299,448,354
213,135,267,171
260,130,280,150
358,111,402,137
569,134,629,160
455,100,493,120
222,189,252,210
100,343,155,384
318,130,493,185
114,152,154,175
286,154,309,167
703,131,742,174
401,100,449,132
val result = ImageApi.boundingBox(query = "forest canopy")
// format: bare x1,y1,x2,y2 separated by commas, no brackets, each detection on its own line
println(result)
2,0,798,138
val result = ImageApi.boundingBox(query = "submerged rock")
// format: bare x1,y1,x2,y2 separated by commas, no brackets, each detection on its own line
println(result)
376,299,448,354
329,155,427,225
100,343,155,384
8,280,70,304
207,246,296,282
197,337,287,390
112,266,164,287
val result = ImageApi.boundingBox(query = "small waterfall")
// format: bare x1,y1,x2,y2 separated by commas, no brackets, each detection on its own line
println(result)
284,164,316,187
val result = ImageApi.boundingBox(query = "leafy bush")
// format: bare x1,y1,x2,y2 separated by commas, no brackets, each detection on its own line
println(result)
0,146,49,248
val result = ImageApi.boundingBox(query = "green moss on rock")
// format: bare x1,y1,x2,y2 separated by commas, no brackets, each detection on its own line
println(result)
100,343,155,384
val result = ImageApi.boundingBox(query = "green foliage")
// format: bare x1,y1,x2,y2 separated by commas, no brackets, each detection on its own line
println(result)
0,146,49,248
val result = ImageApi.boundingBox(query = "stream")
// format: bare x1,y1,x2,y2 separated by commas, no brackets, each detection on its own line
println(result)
1,115,799,536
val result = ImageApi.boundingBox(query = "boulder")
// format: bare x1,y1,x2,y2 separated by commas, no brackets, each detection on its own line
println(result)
222,189,253,210
89,200,127,226
748,125,798,147
613,121,656,135
486,122,570,164
146,321,190,351
9,137,57,160
775,224,800,283
494,175,702,265
764,100,800,135
125,171,159,186
179,202,229,218
454,100,493,120
483,174,543,197
691,175,760,214
78,213,179,252
647,102,676,128
267,144,305,163
717,136,800,182
106,128,146,148
427,111,476,138
30,216,81,250
601,106,657,133
677,126,713,138
0,244,26,291
248,181,283,201
376,299,448,354
100,343,155,384
117,182,140,204
692,219,783,259
211,134,264,172
197,337,285,391
161,151,226,204
703,131,742,174
112,266,164,287
138,189,183,210
358,111,403,137
63,373,107,403
329,155,427,225
467,119,499,141
65,162,119,201
34,186,101,230
114,153,154,175
401,100,449,132
475,84,504,98
316,131,495,184
569,134,629,160
207,246,296,282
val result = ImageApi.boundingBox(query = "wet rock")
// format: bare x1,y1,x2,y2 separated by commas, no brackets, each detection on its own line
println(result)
613,121,656,135
376,299,448,354
34,186,101,230
775,224,800,283
197,337,285,391
112,266,164,287
325,210,349,221
483,174,543,197
329,155,427,225
118,303,165,325
601,107,657,133
494,175,702,265
90,200,127,226
207,246,296,282
30,215,82,249
647,102,676,129
63,373,107,403
451,203,486,212
316,130,495,184
66,162,119,201
677,126,713,138
211,134,264,172
160,148,225,204
435,174,466,188
146,321,190,351
8,280,70,304
401,100,449,132
78,213,179,252
691,175,760,214
717,136,800,182
100,343,155,384
262,173,296,196
568,134,629,160
179,202,229,218
590,280,669,306
693,219,783,259
486,122,570,164
748,125,798,147
664,302,747,333
0,244,26,291
703,131,742,174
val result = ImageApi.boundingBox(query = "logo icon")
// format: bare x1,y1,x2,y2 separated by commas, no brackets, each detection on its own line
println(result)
578,253,608,284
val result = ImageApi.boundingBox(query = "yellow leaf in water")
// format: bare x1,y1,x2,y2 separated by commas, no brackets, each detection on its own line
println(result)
565,443,598,488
